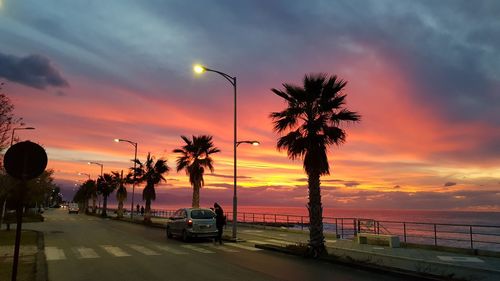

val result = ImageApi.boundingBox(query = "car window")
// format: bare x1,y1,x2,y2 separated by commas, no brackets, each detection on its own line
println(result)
191,209,215,219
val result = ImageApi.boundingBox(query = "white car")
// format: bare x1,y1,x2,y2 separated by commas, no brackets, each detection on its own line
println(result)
166,208,218,241
68,203,79,214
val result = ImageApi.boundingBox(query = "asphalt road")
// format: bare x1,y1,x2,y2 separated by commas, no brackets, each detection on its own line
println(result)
25,208,413,281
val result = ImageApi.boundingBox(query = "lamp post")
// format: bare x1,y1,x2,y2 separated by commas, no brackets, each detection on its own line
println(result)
87,162,103,177
194,64,240,239
114,138,138,219
78,172,91,180
10,127,35,146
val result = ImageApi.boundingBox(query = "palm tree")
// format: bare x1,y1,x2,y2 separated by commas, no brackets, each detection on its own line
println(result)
97,172,120,217
270,73,360,256
131,153,169,223
115,171,128,218
73,179,95,213
173,135,220,208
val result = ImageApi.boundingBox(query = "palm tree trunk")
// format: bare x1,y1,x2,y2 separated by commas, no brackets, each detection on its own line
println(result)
307,171,326,255
92,195,97,214
192,182,200,208
117,199,123,218
144,199,152,223
101,195,108,217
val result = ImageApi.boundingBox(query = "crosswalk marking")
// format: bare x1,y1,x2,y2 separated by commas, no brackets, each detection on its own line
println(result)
206,244,239,253
45,246,66,260
100,245,130,257
225,243,262,251
181,245,215,254
127,244,160,255
73,247,99,259
154,245,188,255
325,239,337,243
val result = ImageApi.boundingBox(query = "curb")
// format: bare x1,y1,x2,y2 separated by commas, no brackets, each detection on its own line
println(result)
255,244,446,281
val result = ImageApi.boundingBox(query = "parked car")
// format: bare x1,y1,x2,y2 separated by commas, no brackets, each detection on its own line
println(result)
68,203,79,214
166,208,218,241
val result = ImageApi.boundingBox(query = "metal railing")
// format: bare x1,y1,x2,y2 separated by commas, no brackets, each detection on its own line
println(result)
96,207,500,251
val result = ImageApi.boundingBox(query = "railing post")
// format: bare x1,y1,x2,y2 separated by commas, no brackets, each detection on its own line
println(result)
252,213,255,223
263,214,266,223
243,213,246,223
353,219,357,236
470,226,473,249
341,218,344,239
377,221,380,234
274,214,277,224
301,216,304,230
434,224,437,246
335,218,338,238
286,215,289,226
403,222,407,243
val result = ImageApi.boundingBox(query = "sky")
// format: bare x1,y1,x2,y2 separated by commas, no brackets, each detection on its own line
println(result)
1,0,499,211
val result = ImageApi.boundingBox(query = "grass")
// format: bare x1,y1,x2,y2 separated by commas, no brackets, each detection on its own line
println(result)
0,230,38,281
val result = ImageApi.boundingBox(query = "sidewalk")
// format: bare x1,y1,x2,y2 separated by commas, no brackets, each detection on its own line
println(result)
227,223,500,281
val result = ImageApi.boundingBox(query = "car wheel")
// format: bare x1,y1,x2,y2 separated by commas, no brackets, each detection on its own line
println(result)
182,230,189,242
166,227,173,239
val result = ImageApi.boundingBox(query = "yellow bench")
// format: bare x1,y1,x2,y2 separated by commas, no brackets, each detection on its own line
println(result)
357,233,400,248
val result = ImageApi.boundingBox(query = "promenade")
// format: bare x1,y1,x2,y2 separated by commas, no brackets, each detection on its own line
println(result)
143,215,500,281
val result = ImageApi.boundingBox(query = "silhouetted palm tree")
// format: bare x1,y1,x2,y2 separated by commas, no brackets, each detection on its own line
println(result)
270,73,360,256
173,135,220,208
131,153,169,223
115,171,128,218
97,173,120,217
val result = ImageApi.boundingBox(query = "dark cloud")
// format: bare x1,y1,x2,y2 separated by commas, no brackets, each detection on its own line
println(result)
0,52,69,89
393,185,401,189
444,182,457,187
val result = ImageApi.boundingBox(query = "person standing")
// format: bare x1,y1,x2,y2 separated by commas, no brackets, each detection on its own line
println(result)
214,203,225,245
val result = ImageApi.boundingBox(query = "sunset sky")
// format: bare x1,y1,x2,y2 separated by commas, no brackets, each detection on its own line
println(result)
1,0,499,211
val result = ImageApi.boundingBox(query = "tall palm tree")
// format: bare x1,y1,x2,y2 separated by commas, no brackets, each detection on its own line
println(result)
131,153,169,223
97,172,120,217
115,171,128,218
270,73,360,256
173,135,220,208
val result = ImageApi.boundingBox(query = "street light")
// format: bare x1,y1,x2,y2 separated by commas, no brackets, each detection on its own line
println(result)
194,64,240,239
114,138,138,219
10,126,35,146
87,162,103,177
236,140,260,147
78,172,91,180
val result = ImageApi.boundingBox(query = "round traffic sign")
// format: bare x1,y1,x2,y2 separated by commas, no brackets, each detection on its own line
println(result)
3,141,48,180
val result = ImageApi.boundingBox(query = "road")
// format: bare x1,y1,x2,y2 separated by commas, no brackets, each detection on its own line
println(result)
25,208,415,281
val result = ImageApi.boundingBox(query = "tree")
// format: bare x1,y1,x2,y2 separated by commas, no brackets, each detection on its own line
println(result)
97,173,120,217
115,171,128,218
131,153,169,223
270,73,360,256
73,179,96,213
173,135,220,208
0,91,23,154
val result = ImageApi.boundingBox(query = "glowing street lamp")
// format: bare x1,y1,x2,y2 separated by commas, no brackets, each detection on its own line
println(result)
87,162,103,177
236,140,260,147
114,138,138,219
78,172,91,180
194,64,242,239
10,127,35,146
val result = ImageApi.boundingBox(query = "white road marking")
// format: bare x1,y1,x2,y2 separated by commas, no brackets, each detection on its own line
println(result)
45,246,66,261
325,239,337,243
206,244,239,253
248,240,276,245
181,245,215,254
100,245,130,257
437,256,484,263
127,244,160,256
74,247,99,259
225,243,262,251
266,239,294,245
241,230,263,233
154,245,188,255
372,247,385,250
